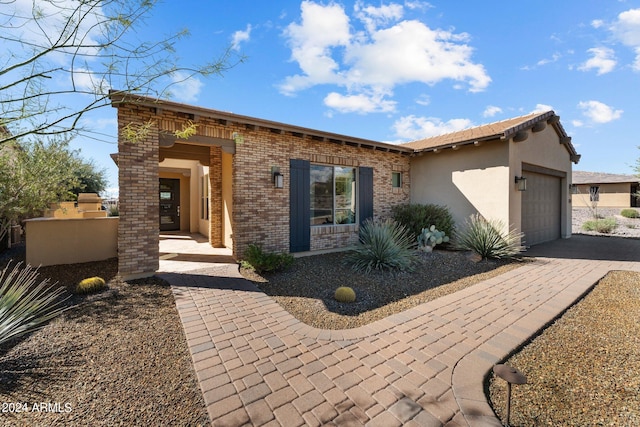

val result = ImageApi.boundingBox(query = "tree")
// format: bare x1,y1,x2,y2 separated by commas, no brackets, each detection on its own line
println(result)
0,0,240,145
0,137,81,244
69,158,108,197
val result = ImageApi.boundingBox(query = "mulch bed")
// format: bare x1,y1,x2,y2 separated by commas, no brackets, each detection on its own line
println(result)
241,250,523,330
0,244,209,427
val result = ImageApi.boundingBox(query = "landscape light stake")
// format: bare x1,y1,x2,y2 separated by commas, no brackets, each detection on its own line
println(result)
493,364,527,426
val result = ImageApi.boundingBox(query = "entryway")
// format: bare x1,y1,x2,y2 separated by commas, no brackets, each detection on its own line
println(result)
159,232,234,273
160,178,180,231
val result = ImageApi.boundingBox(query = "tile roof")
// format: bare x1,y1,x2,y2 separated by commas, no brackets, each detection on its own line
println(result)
573,170,639,184
399,111,580,163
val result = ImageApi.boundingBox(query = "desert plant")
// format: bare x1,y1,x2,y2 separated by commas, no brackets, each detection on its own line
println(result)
241,244,294,274
391,203,454,240
582,218,617,233
0,262,68,346
334,286,356,303
455,214,524,259
75,277,107,295
621,209,639,219
344,218,418,273
417,225,450,252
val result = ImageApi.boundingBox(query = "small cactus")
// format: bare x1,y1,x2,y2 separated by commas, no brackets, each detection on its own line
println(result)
417,225,449,252
75,277,107,295
334,286,356,303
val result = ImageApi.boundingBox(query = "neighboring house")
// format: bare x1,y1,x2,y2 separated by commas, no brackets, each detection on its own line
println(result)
571,171,639,209
110,93,580,279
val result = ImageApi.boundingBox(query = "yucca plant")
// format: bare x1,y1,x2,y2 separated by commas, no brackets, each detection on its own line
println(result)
0,262,69,346
345,218,418,273
455,214,524,260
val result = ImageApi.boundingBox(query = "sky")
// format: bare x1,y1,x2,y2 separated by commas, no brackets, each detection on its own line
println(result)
6,1,640,194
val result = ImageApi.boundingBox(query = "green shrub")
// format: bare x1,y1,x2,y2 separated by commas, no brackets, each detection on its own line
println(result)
344,218,418,273
391,203,454,240
241,244,294,274
75,276,107,294
0,262,68,346
582,218,617,233
454,214,524,259
621,209,639,219
334,286,356,303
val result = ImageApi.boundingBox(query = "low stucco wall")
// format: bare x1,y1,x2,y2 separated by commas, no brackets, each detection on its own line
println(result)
26,217,118,267
572,183,632,208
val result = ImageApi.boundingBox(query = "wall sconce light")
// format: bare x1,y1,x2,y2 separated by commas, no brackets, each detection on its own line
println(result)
515,176,527,191
271,166,284,189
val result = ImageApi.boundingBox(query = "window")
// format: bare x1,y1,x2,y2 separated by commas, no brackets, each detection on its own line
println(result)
310,165,356,225
201,175,209,220
570,184,578,194
392,172,402,188
589,186,600,202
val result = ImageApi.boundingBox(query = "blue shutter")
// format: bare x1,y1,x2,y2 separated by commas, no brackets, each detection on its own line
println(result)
290,159,310,252
359,167,373,224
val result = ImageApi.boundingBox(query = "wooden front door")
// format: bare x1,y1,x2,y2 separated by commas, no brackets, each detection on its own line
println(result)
159,178,180,231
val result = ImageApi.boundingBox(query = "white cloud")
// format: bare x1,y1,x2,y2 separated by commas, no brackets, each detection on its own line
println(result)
532,104,554,113
280,1,490,113
71,68,110,93
232,24,252,50
611,8,640,70
324,91,396,113
591,19,605,29
354,1,404,33
170,72,203,102
415,94,431,106
577,100,623,123
578,47,617,74
393,115,473,140
483,105,502,118
572,120,584,127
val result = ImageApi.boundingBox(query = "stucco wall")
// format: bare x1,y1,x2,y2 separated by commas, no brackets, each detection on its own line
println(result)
572,183,632,208
508,125,573,238
26,217,118,267
410,141,510,232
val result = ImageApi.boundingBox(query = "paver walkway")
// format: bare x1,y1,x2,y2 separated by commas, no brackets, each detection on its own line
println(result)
159,235,640,426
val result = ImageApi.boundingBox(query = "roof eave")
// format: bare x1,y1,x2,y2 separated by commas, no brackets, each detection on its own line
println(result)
109,90,413,155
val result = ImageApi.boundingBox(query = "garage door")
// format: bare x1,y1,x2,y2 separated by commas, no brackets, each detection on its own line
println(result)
521,171,561,246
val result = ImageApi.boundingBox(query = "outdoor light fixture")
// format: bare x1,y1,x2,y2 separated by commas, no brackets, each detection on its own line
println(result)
271,166,283,189
493,364,527,427
515,176,527,191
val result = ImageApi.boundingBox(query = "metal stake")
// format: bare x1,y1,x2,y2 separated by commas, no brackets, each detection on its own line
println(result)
493,364,527,427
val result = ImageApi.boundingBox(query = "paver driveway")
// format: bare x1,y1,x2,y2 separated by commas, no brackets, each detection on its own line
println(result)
159,235,640,426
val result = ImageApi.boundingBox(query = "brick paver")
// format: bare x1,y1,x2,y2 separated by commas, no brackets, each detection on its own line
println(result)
159,235,640,426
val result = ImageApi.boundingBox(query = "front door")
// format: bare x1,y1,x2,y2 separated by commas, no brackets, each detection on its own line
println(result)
159,178,180,231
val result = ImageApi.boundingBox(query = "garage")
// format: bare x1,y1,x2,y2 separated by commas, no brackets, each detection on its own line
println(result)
521,168,563,246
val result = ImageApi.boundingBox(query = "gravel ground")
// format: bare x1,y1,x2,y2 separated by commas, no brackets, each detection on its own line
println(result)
241,250,523,330
488,270,640,426
573,207,640,238
486,208,640,426
0,245,209,427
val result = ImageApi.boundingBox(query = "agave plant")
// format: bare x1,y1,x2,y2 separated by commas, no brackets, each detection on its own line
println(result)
0,262,69,346
345,218,418,273
455,214,524,259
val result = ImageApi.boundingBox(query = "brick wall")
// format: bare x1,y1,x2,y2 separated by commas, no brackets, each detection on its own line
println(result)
117,105,160,279
230,128,411,258
116,102,411,276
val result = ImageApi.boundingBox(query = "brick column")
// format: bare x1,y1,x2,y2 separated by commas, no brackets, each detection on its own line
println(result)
209,146,223,247
117,107,160,279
